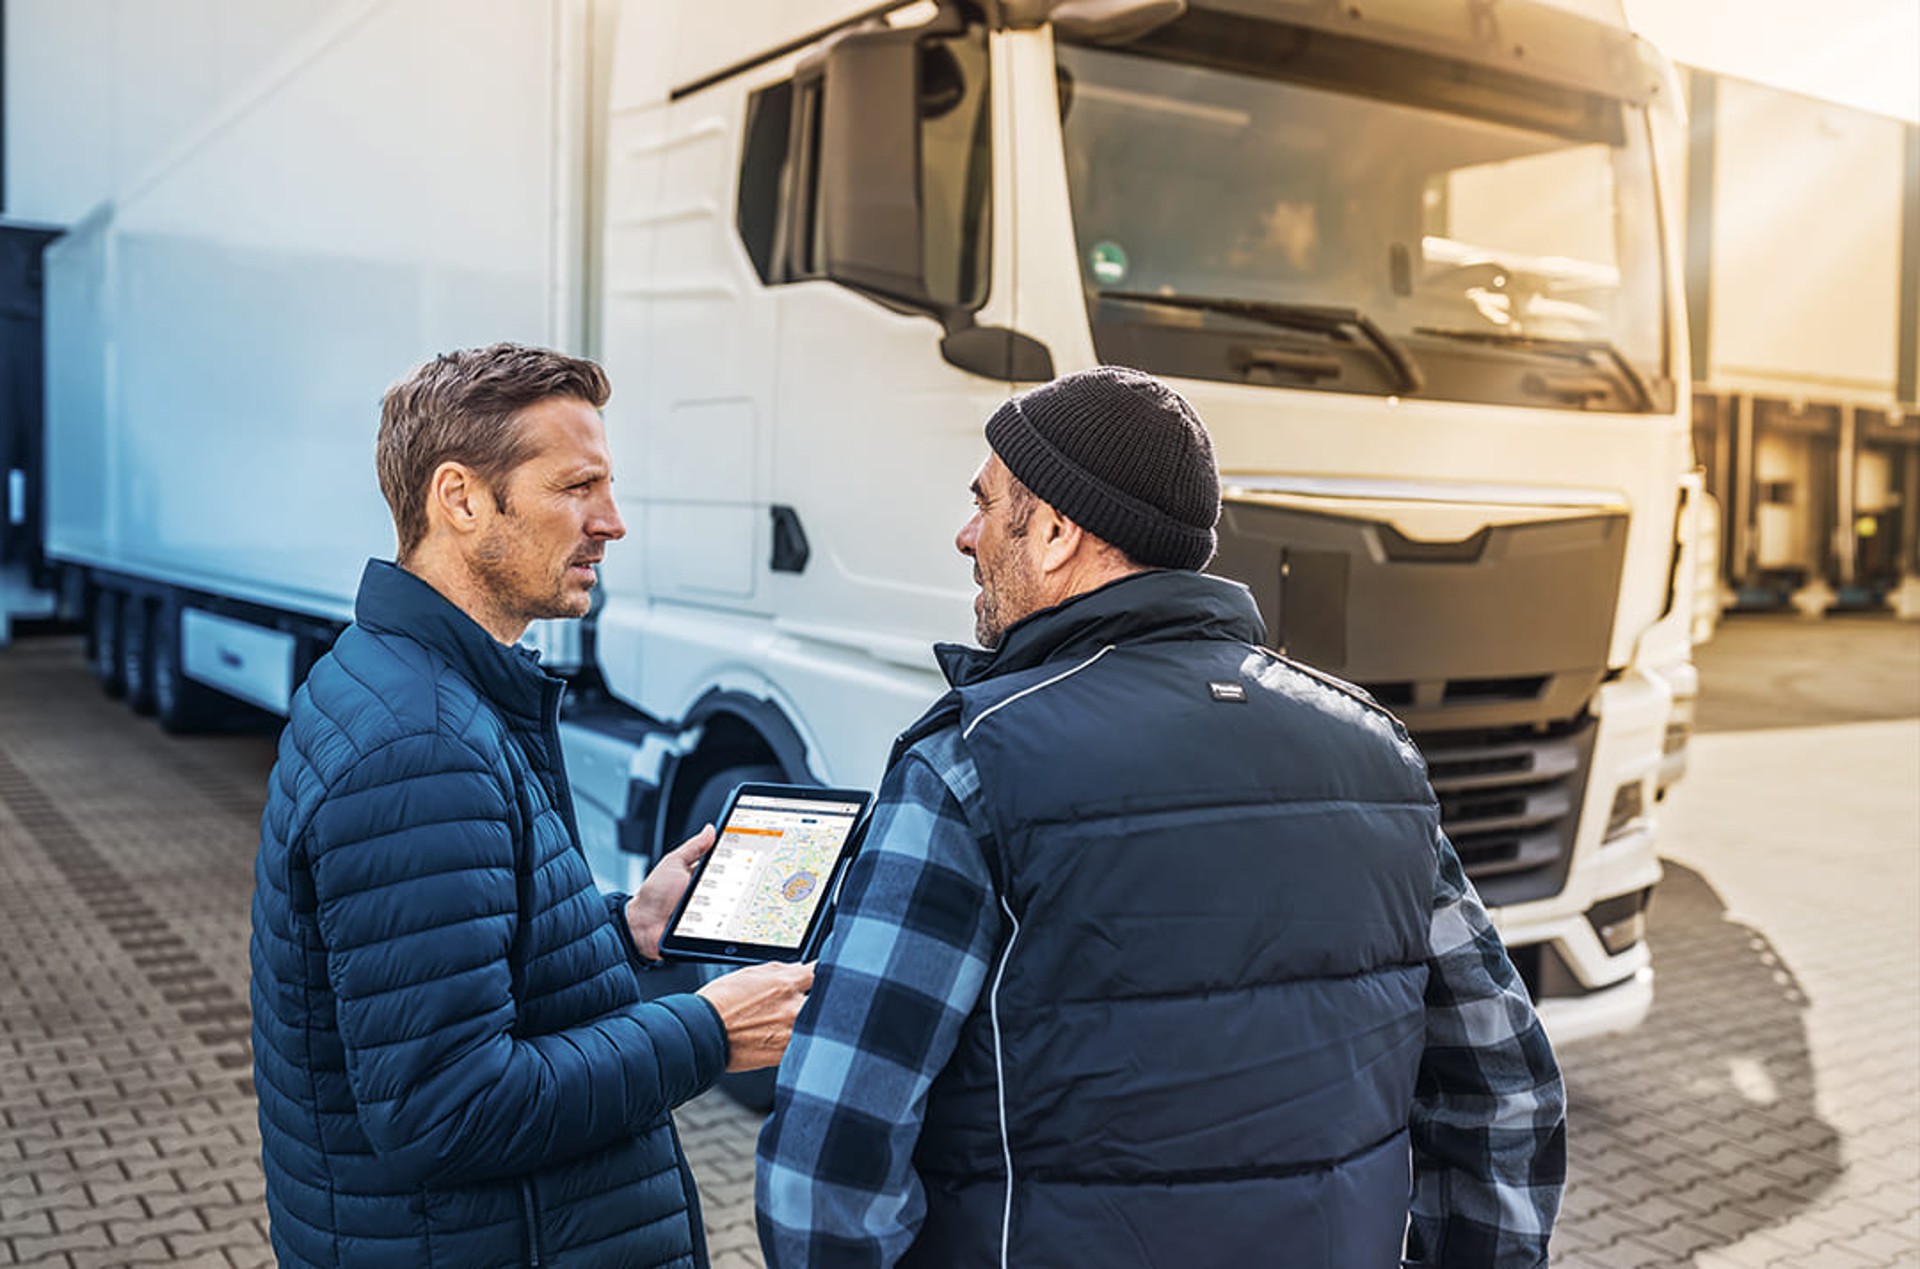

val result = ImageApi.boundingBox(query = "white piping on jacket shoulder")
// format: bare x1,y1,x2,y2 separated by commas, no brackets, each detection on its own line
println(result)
962,645,1117,742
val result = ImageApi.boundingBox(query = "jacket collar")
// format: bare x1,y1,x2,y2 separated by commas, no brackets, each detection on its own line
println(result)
352,559,557,725
933,570,1268,689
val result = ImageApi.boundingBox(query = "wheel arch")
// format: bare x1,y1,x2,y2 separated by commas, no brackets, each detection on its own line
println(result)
652,688,817,852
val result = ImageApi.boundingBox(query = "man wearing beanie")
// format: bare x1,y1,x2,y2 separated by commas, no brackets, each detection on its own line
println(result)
757,366,1566,1268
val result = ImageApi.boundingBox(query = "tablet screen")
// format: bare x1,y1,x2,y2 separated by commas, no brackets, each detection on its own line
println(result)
671,791,867,952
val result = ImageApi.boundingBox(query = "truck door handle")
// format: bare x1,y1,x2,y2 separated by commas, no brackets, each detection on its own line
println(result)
771,505,810,574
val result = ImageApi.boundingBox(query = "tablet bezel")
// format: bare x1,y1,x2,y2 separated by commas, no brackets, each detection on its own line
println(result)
656,781,874,965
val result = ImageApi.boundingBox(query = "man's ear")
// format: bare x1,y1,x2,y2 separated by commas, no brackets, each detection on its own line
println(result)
1035,505,1085,576
426,461,486,538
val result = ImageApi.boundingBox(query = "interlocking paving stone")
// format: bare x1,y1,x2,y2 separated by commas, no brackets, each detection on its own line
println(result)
1,642,272,1268
3,617,1916,1267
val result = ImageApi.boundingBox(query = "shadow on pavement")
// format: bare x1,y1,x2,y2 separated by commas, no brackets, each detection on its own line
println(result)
1553,861,1843,1267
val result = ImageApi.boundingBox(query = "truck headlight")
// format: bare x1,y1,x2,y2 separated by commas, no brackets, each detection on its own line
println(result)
1605,780,1645,840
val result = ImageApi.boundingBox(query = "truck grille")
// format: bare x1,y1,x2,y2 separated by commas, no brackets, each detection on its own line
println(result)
1408,717,1597,907
1211,493,1623,909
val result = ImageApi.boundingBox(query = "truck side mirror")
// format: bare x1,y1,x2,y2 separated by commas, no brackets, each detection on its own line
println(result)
813,27,938,307
801,12,1054,380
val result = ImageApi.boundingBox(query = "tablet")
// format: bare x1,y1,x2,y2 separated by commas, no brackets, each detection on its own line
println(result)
658,782,874,964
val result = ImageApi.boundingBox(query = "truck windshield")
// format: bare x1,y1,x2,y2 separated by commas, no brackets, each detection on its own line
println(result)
1056,21,1670,412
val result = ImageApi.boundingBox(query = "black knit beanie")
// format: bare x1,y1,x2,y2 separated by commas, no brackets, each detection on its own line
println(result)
985,366,1219,570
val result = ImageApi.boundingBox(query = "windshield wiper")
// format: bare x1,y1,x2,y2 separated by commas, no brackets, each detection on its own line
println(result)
1412,328,1655,412
1100,291,1425,395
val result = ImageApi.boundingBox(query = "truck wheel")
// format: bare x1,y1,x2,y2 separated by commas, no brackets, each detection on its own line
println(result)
656,760,787,1115
121,595,156,715
152,603,220,734
674,762,788,856
91,588,126,698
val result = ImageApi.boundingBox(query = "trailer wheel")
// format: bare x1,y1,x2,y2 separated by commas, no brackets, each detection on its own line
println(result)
651,759,788,1115
91,588,126,698
151,603,220,734
121,595,156,715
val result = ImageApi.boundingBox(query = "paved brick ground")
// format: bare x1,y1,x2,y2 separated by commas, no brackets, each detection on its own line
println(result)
1,617,1915,1267
1600,716,1920,1269
1549,612,1920,1268
0,640,273,1267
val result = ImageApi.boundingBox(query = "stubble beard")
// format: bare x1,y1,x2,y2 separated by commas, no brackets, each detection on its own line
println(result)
472,521,593,630
974,557,1038,650
974,594,1003,649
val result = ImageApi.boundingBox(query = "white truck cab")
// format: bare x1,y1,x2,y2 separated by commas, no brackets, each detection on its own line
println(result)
585,0,1700,1040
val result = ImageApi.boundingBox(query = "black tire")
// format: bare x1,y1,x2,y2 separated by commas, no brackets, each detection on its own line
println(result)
650,760,787,1115
673,762,788,857
152,603,222,734
91,588,126,698
122,594,155,715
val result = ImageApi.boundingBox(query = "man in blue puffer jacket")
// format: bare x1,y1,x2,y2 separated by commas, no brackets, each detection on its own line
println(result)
251,343,812,1268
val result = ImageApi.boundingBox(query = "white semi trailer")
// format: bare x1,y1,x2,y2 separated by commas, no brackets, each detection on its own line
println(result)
26,0,1707,1042
1679,68,1920,615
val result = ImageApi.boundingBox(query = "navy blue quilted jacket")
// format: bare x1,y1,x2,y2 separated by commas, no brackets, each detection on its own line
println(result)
250,561,728,1268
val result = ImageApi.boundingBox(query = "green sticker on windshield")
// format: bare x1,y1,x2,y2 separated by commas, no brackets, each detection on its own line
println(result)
1089,240,1129,286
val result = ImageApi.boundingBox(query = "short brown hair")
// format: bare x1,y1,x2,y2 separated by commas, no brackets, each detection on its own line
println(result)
376,343,611,558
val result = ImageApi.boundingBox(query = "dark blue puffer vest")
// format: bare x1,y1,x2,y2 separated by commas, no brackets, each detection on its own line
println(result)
896,571,1438,1269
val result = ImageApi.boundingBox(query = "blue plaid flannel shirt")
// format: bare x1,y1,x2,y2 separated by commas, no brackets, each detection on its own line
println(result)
757,723,1567,1268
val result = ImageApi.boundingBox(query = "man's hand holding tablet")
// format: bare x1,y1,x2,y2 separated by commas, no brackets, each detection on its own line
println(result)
657,783,875,965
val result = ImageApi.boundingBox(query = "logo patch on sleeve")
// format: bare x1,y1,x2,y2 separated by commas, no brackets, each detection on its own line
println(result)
1208,681,1247,703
